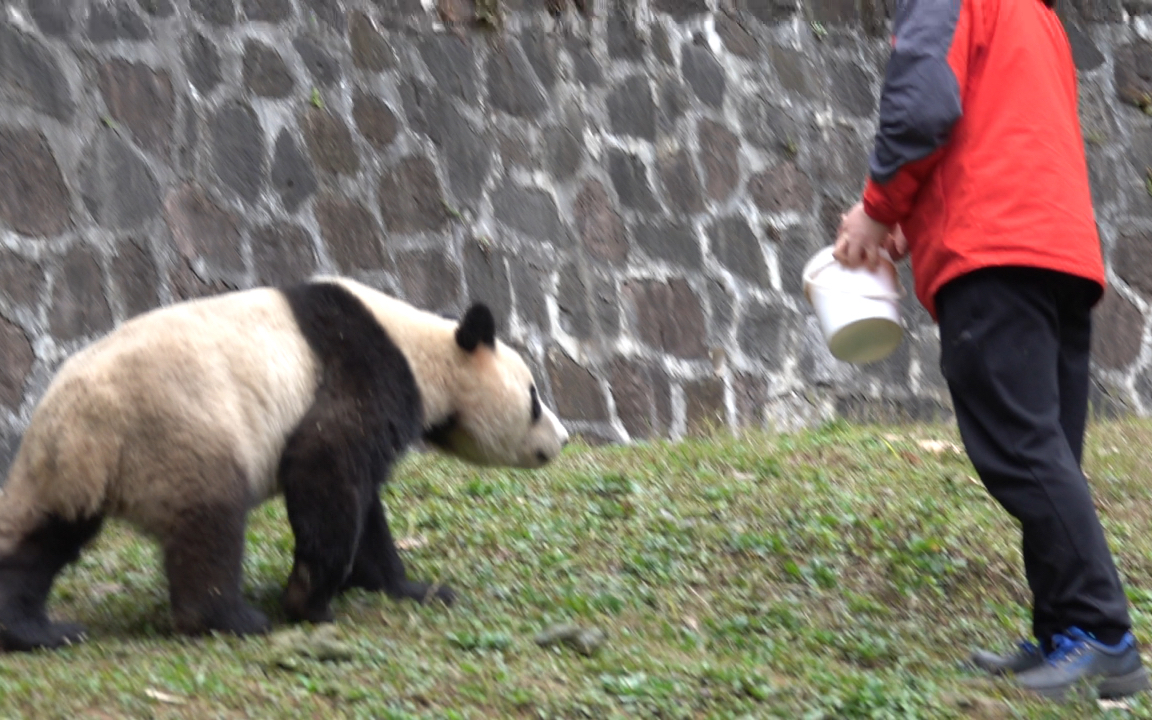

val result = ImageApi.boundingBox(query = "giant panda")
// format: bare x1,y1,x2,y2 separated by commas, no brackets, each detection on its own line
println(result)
0,277,568,652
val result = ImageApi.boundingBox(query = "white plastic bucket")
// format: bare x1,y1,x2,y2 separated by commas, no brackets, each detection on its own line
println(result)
801,246,904,364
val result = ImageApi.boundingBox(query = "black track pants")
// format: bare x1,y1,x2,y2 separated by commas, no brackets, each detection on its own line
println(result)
935,266,1131,648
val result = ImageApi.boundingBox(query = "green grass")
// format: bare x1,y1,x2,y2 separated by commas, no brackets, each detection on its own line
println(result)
5,419,1152,718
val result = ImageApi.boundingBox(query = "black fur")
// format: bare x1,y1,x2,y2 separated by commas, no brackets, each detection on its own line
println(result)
0,514,103,651
279,282,454,625
454,303,495,351
422,413,459,453
164,492,270,637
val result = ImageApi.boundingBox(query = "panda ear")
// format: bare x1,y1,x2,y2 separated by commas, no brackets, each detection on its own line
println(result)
455,303,496,352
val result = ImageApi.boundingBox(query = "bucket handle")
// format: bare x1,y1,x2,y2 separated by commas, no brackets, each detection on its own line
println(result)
802,250,906,302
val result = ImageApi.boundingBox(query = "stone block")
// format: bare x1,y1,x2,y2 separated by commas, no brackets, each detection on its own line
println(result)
243,41,295,98
557,265,592,338
402,84,489,203
351,11,393,71
32,0,74,37
81,129,161,231
1115,227,1152,299
87,1,150,42
418,35,479,103
684,378,726,436
463,239,512,328
0,250,45,311
652,0,708,18
607,8,644,60
658,148,705,216
163,185,244,277
623,278,707,359
378,156,450,234
829,58,876,117
244,0,293,21
271,129,317,213
49,245,113,341
487,42,547,119
733,372,767,428
303,0,346,30
396,248,460,313
608,76,656,141
698,119,741,203
493,182,568,245
652,23,674,65
575,180,627,264
1091,286,1145,371
835,394,952,424
252,222,318,286
0,24,74,121
353,91,399,150
659,78,690,125
608,150,661,212
522,35,559,90
741,0,801,23
0,317,33,411
211,102,265,204
111,237,159,318
749,162,814,214
682,44,725,109
509,257,549,329
716,12,759,58
191,0,236,25
139,0,176,16
708,216,768,286
303,108,360,176
809,0,858,25
1114,41,1152,109
738,300,795,370
634,221,700,268
97,59,176,154
0,126,71,237
185,32,223,94
295,38,341,87
609,357,669,439
547,348,610,422
316,196,388,272
568,39,603,86
544,126,583,181
708,279,735,343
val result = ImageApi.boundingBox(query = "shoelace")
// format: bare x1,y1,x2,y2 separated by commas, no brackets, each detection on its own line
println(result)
1045,632,1084,664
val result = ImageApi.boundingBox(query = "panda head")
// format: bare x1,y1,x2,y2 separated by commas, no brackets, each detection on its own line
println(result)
422,303,569,469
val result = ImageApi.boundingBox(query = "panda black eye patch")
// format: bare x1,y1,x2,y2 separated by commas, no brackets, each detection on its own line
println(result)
530,385,541,423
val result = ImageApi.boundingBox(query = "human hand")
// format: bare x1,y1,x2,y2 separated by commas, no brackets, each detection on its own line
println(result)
883,224,908,262
833,201,893,271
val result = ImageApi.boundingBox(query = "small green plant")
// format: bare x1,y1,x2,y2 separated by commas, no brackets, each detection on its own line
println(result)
475,0,503,28
1145,167,1152,198
811,21,828,40
309,87,324,109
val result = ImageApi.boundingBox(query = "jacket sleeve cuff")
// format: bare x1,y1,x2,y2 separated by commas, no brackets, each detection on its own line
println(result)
862,179,902,226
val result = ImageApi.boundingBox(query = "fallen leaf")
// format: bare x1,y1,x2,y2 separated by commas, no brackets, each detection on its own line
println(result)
1098,699,1131,711
144,689,185,705
396,534,428,550
917,439,961,454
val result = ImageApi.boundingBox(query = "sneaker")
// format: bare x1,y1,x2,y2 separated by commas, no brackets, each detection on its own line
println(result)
970,639,1045,675
1015,627,1150,701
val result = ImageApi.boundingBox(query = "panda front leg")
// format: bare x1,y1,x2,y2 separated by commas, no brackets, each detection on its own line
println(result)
341,492,456,605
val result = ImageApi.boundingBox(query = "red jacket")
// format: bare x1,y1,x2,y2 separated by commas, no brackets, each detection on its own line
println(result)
860,0,1104,320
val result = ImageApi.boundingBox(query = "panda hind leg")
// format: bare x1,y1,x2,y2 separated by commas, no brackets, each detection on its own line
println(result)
0,514,104,652
341,494,456,606
162,500,269,638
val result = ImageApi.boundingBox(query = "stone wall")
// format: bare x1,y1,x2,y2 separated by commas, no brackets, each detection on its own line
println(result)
1,0,1151,472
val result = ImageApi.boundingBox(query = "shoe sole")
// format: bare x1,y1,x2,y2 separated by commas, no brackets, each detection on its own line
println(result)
1028,666,1152,702
1098,666,1152,700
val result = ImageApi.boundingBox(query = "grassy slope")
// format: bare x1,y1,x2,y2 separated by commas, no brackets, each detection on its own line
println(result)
2,420,1152,719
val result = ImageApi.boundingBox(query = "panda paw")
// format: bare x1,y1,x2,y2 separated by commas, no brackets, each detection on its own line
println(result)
391,580,456,606
0,619,88,652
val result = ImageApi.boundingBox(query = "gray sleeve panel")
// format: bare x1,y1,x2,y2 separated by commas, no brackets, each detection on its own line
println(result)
868,0,964,184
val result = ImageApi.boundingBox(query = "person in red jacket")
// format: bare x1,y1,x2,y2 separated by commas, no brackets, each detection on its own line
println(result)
834,0,1149,701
